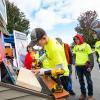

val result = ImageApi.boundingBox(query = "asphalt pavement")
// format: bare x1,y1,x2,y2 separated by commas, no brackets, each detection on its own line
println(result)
68,54,100,100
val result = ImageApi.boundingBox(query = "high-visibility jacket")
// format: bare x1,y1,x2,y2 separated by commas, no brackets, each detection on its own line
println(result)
73,43,92,66
44,38,69,76
95,41,100,63
42,58,50,69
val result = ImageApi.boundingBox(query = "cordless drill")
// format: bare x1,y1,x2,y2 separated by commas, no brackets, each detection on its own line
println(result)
44,68,65,93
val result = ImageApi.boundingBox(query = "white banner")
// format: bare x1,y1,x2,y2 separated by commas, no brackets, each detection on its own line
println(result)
14,30,28,68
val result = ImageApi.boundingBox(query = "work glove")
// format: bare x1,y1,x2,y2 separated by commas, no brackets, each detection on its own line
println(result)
85,61,93,72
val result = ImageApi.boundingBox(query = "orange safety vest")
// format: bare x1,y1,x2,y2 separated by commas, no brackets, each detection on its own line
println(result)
64,43,71,64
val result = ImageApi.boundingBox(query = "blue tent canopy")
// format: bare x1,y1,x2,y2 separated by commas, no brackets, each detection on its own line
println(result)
4,34,15,47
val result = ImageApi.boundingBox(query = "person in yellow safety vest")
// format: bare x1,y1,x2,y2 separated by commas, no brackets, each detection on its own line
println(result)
42,58,50,69
92,29,100,69
31,28,69,92
73,34,94,100
56,38,75,95
39,49,50,69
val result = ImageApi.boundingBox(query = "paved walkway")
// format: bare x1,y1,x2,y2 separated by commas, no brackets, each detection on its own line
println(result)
68,55,100,100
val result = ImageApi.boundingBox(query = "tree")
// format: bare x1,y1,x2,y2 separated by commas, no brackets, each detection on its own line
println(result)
6,0,30,34
75,11,98,46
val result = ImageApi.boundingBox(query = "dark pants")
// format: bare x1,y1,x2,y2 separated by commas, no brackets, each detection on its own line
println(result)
99,64,100,69
76,66,93,96
60,76,69,91
67,65,73,92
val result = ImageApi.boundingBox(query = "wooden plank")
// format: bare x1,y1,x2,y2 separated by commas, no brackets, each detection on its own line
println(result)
40,76,69,100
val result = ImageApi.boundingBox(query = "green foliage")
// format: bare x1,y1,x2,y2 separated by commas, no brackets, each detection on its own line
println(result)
75,11,97,46
6,0,30,34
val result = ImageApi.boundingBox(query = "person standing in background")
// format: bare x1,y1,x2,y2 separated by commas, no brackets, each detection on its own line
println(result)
73,34,94,100
92,29,100,69
56,38,75,95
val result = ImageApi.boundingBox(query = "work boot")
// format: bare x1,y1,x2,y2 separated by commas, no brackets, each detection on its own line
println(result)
69,90,76,95
51,84,63,93
79,94,86,100
87,96,94,100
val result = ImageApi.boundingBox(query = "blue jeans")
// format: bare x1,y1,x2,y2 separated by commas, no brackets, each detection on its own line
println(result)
76,66,93,96
67,65,73,92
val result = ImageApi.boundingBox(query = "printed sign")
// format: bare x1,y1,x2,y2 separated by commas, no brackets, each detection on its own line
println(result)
14,30,28,68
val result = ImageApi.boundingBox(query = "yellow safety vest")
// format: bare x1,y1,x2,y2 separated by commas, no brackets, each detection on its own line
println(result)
44,38,69,76
95,41,100,63
42,58,50,68
73,43,92,66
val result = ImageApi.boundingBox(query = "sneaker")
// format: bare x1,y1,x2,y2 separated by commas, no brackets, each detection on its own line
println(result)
69,90,76,95
87,96,94,100
79,94,86,100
